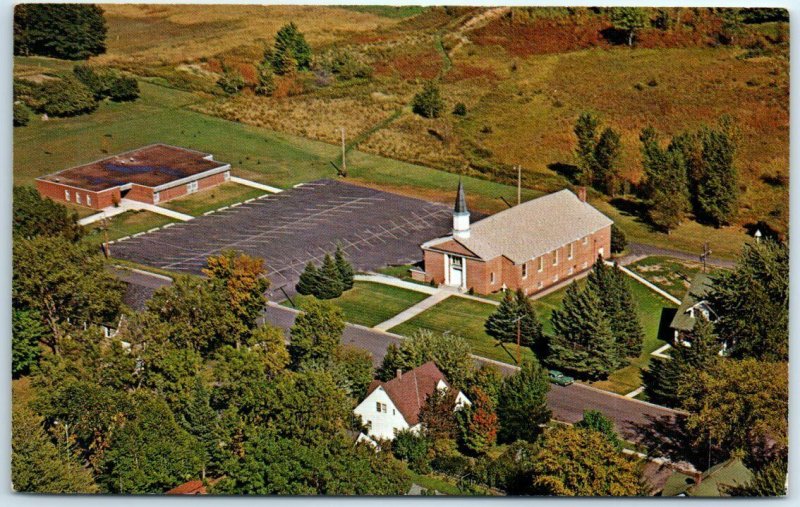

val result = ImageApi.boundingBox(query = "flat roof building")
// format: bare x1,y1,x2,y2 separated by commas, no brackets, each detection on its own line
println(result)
36,144,231,210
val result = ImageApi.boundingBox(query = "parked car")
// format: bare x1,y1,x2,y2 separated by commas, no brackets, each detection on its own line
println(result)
548,370,574,386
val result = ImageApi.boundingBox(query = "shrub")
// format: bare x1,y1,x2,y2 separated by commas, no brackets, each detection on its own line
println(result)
392,429,430,473
217,68,245,95
254,62,276,96
412,81,444,119
13,102,30,127
74,65,140,102
38,77,97,117
452,102,467,116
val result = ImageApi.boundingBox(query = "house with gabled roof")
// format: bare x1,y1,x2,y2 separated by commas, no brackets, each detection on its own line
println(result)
418,182,613,295
353,361,470,441
669,273,727,350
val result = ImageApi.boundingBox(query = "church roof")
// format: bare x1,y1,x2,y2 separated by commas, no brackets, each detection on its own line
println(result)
425,189,612,264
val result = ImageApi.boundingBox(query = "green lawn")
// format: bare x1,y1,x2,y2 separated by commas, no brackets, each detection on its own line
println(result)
83,210,176,245
285,282,429,328
160,182,266,216
390,295,538,366
590,278,678,395
627,255,717,299
406,471,462,496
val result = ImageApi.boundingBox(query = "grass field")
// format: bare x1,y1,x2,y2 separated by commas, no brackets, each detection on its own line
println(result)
160,182,266,216
286,282,429,328
390,295,538,366
627,255,715,299
83,210,176,245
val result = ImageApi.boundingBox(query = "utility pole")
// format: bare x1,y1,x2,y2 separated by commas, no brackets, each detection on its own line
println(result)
517,165,521,206
340,127,347,178
700,242,712,273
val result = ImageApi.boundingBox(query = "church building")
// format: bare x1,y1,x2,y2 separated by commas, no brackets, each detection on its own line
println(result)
418,181,613,296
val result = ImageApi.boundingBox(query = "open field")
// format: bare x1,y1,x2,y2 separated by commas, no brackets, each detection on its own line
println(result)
390,295,538,366
286,282,429,328
160,182,266,216
627,255,716,299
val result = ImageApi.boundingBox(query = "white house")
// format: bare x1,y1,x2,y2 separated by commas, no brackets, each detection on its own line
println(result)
353,361,471,441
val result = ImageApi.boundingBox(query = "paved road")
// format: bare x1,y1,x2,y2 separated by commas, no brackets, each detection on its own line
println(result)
262,303,682,443
624,242,735,269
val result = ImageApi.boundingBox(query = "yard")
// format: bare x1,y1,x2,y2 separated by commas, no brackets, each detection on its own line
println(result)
389,295,538,366
160,182,266,216
286,281,429,328
83,210,176,245
627,255,716,299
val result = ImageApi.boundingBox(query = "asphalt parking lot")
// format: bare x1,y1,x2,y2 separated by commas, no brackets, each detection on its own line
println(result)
112,179,455,298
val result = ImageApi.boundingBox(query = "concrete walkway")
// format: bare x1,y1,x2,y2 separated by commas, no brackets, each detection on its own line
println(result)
230,176,283,193
79,198,194,225
373,290,452,331
355,273,438,295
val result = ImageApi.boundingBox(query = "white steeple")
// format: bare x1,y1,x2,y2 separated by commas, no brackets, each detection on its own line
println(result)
453,178,470,240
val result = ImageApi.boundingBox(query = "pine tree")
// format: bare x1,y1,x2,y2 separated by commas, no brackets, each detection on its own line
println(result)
254,62,276,96
648,149,690,232
574,112,599,186
316,253,344,299
642,315,718,407
593,127,622,195
271,22,311,74
484,289,544,357
296,262,321,296
549,282,620,379
497,359,551,443
334,245,354,291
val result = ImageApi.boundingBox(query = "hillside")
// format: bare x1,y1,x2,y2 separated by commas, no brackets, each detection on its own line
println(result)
14,5,789,255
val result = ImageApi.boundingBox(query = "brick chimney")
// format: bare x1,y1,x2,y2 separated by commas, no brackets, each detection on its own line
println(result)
577,186,587,202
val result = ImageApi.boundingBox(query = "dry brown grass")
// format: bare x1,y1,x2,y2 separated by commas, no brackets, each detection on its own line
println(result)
96,4,404,65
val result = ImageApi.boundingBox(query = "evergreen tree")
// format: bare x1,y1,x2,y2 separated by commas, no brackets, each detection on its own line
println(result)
497,359,551,443
642,315,718,407
695,121,738,226
609,7,648,46
728,458,787,496
317,253,344,299
593,127,622,195
180,379,223,479
610,224,627,254
640,127,690,231
271,22,311,74
296,261,321,296
334,244,355,291
254,61,276,96
573,112,599,186
411,81,444,119
484,289,545,357
706,239,788,361
549,282,620,379
585,257,643,358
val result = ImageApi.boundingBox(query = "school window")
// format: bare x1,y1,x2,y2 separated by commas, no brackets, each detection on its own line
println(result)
75,193,81,204
538,256,544,272
521,263,528,279
490,272,495,284
64,190,70,201
86,195,92,206
568,243,574,260
187,180,199,194
553,250,559,266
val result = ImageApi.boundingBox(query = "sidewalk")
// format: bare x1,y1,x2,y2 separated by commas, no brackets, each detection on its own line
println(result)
373,290,451,331
230,176,283,193
79,198,193,225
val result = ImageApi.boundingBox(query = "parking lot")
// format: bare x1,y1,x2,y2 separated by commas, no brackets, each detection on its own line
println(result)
112,179,456,298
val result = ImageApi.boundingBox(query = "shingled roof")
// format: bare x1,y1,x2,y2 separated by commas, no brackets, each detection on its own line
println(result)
365,362,450,426
670,273,714,332
424,189,612,264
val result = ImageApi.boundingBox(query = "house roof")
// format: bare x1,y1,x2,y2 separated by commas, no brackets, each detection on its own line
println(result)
670,273,714,332
166,480,207,495
662,459,753,497
365,361,450,426
37,144,229,192
423,189,612,264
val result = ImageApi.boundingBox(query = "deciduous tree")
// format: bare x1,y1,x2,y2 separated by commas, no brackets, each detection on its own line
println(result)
497,359,550,443
412,81,444,119
609,7,648,46
377,329,473,388
289,299,345,367
13,185,83,241
14,4,107,59
12,309,44,377
457,388,499,455
419,387,458,442
204,250,270,329
576,410,622,451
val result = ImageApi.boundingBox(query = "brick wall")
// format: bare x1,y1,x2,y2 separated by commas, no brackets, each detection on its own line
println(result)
35,179,119,210
422,225,612,296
